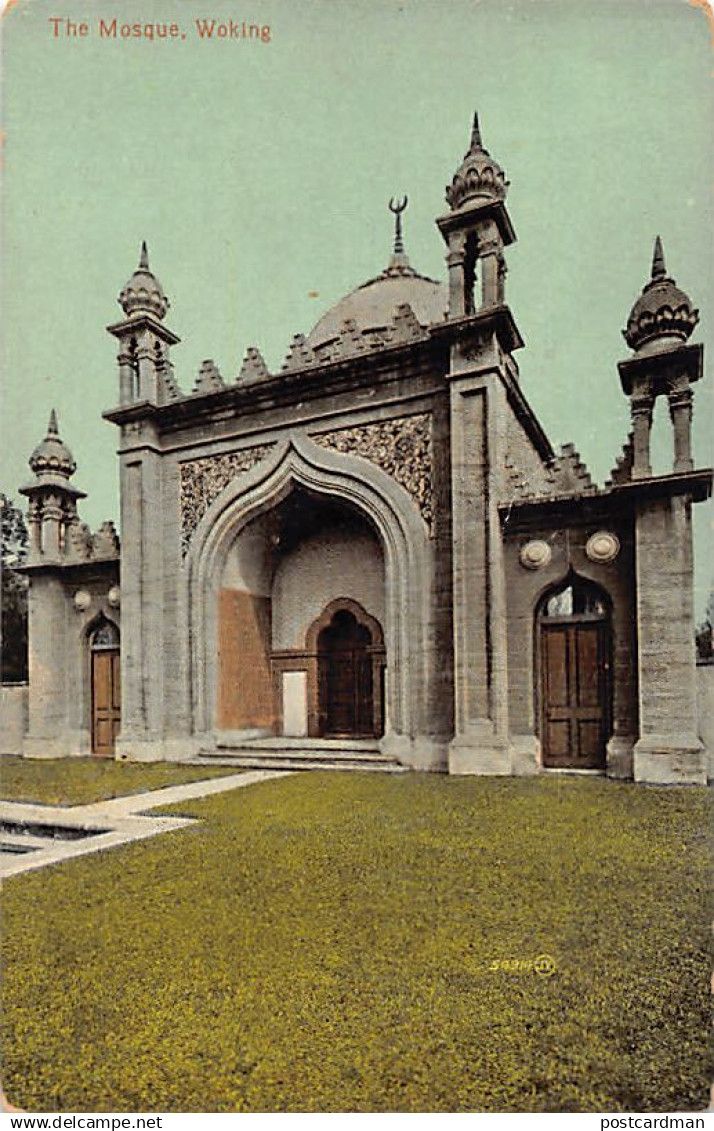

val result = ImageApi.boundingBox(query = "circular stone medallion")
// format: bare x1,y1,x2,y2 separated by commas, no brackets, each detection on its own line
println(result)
520,540,552,570
586,531,620,563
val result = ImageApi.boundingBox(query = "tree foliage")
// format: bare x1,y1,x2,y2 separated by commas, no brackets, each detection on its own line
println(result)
1,493,29,682
695,589,713,663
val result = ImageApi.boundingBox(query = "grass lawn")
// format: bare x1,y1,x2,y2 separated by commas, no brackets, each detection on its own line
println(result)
2,773,711,1112
0,755,238,806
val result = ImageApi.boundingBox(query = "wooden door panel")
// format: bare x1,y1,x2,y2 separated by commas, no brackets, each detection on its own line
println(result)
326,652,355,735
545,630,569,707
92,649,121,757
355,654,373,735
93,655,112,711
578,720,603,764
111,653,121,712
576,627,600,708
541,623,608,770
546,720,571,762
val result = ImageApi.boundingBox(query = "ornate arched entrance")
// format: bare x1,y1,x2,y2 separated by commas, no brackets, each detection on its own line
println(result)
310,600,385,738
536,576,612,770
186,436,432,756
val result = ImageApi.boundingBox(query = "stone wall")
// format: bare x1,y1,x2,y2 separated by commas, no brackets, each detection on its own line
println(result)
697,663,714,780
501,409,552,503
633,496,704,783
272,528,385,651
23,567,120,758
0,684,28,755
502,514,637,778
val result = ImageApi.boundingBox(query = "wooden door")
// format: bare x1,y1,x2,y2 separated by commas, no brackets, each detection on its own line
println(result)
92,649,121,756
319,612,375,738
541,622,608,769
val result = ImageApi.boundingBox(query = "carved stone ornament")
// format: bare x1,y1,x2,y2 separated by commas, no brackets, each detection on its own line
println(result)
519,540,552,570
180,445,274,555
314,414,433,530
73,590,92,612
107,586,121,609
586,531,620,564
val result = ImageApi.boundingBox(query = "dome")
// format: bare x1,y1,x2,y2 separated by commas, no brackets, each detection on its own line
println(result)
624,237,698,353
446,113,508,211
29,410,76,481
118,242,170,320
307,264,446,355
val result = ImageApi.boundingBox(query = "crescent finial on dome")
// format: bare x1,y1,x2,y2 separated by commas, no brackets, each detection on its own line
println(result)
139,240,150,271
47,408,59,437
388,196,409,268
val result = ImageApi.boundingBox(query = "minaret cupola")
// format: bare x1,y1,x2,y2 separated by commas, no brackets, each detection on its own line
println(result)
28,408,77,483
623,236,699,356
107,242,180,407
118,241,170,321
618,237,703,478
20,410,86,560
446,113,509,210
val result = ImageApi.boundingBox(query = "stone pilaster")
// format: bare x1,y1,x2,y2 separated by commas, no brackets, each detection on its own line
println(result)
118,346,136,406
476,220,502,309
630,393,653,479
633,495,705,783
448,360,510,775
446,231,467,318
23,577,71,757
115,422,171,760
668,387,694,473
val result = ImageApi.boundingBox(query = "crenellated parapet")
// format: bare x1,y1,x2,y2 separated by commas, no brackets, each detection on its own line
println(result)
550,443,597,496
308,300,429,364
282,333,317,373
237,346,272,383
192,359,225,395
606,434,635,487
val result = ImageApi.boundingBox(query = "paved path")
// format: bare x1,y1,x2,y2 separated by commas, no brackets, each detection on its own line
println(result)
0,769,290,879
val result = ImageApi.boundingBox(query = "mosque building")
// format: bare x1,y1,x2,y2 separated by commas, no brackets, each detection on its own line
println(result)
15,115,711,783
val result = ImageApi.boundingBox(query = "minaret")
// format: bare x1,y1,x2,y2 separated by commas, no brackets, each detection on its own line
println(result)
19,410,86,561
106,242,180,407
436,114,526,777
618,238,706,784
619,236,701,478
436,112,515,319
103,243,180,760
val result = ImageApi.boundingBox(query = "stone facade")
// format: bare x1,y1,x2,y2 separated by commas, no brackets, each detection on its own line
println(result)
11,113,711,782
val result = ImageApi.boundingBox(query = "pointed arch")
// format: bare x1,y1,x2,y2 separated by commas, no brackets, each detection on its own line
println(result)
185,434,432,747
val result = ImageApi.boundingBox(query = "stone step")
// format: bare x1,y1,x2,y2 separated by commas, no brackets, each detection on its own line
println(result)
194,751,406,773
214,735,382,754
207,747,390,764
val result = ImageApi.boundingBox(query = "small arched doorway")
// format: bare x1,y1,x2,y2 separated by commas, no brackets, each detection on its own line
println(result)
316,604,385,739
537,577,611,770
89,618,120,757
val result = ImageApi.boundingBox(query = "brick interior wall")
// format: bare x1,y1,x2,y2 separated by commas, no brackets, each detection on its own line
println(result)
217,588,276,730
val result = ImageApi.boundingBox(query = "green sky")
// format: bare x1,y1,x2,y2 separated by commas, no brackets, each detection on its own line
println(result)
2,0,712,611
